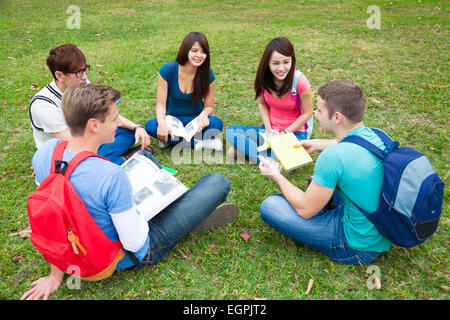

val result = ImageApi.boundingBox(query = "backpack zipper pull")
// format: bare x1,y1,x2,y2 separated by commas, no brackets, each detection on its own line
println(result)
67,228,87,255
67,229,79,254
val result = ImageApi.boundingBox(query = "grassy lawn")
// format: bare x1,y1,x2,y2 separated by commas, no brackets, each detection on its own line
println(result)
0,0,448,300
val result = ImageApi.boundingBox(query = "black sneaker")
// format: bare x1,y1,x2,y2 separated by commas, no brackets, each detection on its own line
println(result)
192,203,239,233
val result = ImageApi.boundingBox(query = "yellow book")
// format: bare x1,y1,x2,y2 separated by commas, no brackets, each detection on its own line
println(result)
266,132,313,172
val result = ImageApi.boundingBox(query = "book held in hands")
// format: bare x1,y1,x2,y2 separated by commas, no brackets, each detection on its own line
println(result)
259,132,313,172
165,115,200,142
121,150,188,221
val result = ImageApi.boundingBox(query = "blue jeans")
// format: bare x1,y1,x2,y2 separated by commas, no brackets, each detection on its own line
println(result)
97,127,135,165
259,192,380,265
144,173,231,265
145,115,223,149
225,125,307,163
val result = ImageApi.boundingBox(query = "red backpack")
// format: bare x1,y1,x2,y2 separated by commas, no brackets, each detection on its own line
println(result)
27,141,125,281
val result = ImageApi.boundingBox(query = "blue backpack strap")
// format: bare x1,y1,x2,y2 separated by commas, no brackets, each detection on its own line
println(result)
291,70,309,132
370,128,400,152
341,135,386,159
291,70,302,98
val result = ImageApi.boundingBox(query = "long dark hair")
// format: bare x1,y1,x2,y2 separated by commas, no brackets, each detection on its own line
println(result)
176,32,211,106
254,37,296,99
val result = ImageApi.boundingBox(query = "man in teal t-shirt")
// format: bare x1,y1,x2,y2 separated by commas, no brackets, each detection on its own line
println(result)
258,80,390,265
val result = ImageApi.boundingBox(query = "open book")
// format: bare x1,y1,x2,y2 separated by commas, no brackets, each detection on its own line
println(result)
121,150,188,221
260,132,313,172
165,115,200,142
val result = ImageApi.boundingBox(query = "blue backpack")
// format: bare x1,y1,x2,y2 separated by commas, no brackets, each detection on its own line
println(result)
341,128,444,247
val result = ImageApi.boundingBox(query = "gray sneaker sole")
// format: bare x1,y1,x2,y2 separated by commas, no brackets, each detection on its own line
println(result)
192,203,239,233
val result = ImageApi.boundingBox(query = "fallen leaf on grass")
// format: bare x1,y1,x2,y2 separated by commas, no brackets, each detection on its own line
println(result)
209,243,218,249
13,255,25,263
305,279,314,295
9,227,31,238
347,286,357,292
240,230,251,243
370,98,381,104
30,83,39,90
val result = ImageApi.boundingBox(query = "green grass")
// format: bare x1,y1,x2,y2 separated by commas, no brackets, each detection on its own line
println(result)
0,0,448,300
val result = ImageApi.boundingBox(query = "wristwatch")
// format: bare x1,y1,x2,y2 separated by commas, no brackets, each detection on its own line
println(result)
133,124,144,132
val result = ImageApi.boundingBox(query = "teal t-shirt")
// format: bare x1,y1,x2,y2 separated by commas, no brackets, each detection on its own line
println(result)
159,61,215,116
313,126,391,252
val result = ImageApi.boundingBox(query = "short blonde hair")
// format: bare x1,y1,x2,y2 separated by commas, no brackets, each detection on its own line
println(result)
62,84,121,136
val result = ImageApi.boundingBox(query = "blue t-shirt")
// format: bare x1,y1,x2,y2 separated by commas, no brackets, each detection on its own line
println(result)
313,126,391,252
32,139,150,270
159,61,215,116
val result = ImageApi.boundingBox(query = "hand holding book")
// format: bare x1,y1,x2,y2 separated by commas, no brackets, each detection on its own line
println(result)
258,155,283,179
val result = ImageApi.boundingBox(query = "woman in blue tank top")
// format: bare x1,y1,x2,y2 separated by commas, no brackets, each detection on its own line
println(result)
145,32,223,151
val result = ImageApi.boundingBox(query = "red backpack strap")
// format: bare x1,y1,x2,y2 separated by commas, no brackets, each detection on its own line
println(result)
64,151,109,178
49,141,110,177
50,141,69,174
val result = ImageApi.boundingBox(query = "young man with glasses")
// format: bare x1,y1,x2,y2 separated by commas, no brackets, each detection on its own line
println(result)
29,43,152,165
21,84,237,300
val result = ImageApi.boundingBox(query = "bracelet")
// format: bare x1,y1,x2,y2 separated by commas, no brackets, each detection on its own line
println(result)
133,124,144,132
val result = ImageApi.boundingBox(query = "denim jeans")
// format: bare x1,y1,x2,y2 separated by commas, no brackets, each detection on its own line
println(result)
97,127,135,165
144,173,231,265
259,192,380,265
225,125,307,163
145,115,223,148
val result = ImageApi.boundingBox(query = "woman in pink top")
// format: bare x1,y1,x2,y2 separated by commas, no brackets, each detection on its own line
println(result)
226,37,314,163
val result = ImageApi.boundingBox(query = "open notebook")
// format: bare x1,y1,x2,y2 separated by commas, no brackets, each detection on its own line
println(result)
121,150,188,221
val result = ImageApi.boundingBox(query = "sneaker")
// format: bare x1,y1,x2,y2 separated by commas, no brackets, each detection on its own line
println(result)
192,203,239,233
194,138,223,151
158,140,170,149
122,145,154,161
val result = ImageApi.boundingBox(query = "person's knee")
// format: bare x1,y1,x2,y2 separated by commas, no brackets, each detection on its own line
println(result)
208,116,223,131
145,119,158,137
203,173,231,197
260,194,284,222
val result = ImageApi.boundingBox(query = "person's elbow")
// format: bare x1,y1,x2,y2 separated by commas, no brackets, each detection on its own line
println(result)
121,238,146,253
294,205,317,220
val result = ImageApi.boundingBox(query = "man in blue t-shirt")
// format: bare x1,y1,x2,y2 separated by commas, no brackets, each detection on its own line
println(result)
21,84,238,300
258,80,391,265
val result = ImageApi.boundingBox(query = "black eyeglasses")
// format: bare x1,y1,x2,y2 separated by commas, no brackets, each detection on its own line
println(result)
66,65,90,78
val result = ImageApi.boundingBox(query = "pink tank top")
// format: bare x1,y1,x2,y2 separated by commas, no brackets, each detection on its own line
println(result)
262,72,311,132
